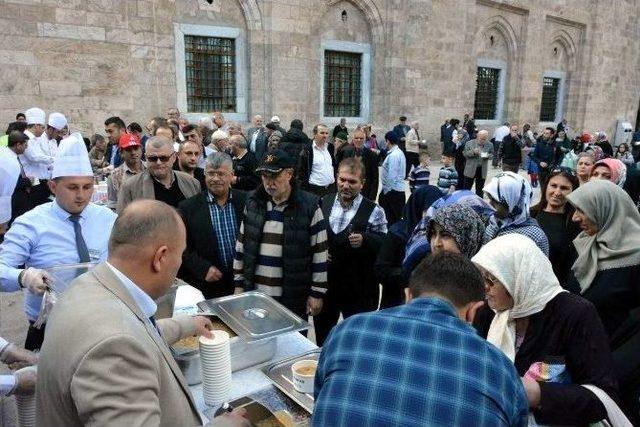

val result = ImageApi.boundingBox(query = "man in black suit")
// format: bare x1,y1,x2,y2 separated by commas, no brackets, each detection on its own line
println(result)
178,152,247,299
338,128,379,201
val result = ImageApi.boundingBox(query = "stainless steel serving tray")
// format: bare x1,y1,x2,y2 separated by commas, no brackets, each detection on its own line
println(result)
261,349,321,414
197,291,309,343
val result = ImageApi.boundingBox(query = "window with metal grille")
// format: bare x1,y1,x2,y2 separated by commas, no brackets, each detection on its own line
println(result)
184,35,236,113
474,67,501,120
539,77,560,122
324,50,362,117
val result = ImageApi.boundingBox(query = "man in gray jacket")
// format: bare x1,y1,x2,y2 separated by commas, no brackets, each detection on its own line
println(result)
462,130,494,196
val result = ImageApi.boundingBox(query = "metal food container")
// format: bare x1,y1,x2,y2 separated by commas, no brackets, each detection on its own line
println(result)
154,278,188,319
197,292,309,372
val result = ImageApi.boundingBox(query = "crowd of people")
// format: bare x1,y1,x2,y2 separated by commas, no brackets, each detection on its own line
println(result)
0,106,639,426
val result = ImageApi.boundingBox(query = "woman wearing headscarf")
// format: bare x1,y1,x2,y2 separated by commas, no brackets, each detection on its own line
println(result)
482,171,550,255
566,179,640,422
530,168,581,287
402,190,494,276
374,185,441,308
472,235,621,426
426,203,485,258
590,158,627,187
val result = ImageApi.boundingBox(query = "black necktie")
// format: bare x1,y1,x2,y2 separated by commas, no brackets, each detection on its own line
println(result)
68,214,91,263
17,157,26,178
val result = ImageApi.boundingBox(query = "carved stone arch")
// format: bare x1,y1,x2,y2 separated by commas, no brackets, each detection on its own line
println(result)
237,0,263,31
549,30,577,70
474,15,520,62
326,0,384,44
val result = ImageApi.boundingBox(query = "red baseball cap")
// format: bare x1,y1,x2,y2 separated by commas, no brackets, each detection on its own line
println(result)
118,133,141,149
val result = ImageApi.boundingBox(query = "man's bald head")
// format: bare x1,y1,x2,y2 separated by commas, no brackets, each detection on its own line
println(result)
109,200,182,255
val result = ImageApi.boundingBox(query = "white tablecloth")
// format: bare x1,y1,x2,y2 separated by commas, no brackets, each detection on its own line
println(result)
190,332,317,422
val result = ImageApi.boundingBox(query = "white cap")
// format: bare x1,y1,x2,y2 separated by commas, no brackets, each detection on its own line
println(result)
270,116,280,123
25,108,46,125
48,112,67,130
52,132,93,179
211,129,229,142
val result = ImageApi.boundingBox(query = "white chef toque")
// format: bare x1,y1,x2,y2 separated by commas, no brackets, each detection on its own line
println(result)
52,133,93,178
48,112,67,131
25,108,46,125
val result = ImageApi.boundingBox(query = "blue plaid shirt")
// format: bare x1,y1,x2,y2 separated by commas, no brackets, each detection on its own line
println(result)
313,297,528,427
207,192,238,270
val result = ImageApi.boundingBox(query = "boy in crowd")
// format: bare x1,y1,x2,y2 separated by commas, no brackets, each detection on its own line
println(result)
409,153,431,192
437,152,458,195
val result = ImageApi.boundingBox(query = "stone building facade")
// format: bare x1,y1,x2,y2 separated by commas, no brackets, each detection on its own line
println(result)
1,0,639,146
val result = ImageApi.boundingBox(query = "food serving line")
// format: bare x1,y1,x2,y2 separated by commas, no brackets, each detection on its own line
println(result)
39,264,321,426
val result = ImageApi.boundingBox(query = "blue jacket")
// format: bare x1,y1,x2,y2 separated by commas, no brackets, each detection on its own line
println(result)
530,137,555,167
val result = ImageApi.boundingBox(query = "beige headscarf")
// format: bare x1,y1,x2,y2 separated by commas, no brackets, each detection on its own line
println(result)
566,179,640,293
471,234,565,361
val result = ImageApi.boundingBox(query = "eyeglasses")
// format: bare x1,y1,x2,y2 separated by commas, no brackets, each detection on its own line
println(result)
147,154,174,163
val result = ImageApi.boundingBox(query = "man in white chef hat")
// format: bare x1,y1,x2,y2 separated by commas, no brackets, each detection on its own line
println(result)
0,133,117,350
45,112,67,157
20,107,55,206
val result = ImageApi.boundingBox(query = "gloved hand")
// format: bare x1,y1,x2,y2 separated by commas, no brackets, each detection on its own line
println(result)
0,343,38,369
10,366,37,396
20,267,51,295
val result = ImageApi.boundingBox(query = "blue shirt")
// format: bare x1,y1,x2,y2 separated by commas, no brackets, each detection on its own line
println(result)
0,200,117,320
313,297,529,427
381,145,406,193
105,262,157,319
207,191,238,270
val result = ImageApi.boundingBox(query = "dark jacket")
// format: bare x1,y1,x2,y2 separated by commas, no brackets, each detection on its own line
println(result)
500,134,523,165
474,292,618,426
236,184,322,314
531,210,580,287
531,137,556,168
338,146,379,201
105,143,123,168
232,151,259,191
297,142,336,190
280,128,311,164
173,163,206,190
374,231,406,309
178,189,247,299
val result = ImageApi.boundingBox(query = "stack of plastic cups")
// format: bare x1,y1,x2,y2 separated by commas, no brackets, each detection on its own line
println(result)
199,331,232,407
15,394,36,427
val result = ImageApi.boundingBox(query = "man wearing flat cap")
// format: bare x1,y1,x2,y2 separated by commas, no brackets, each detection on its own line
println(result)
233,149,329,319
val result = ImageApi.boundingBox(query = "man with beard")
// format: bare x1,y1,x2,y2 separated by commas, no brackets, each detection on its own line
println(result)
174,139,206,190
313,158,387,345
233,149,328,318
107,133,146,207
338,129,379,200
179,152,247,299
117,136,200,212
229,134,259,191
531,127,557,185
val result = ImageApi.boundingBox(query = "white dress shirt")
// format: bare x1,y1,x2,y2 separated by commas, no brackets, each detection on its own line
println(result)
20,130,54,180
0,200,117,320
308,142,335,186
0,148,21,223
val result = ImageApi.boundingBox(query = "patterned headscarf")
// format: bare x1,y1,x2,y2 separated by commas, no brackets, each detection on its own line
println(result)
483,172,533,230
426,203,486,258
585,145,605,162
591,158,627,187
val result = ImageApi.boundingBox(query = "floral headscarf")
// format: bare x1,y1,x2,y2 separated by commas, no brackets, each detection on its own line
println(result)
591,158,627,187
426,204,486,258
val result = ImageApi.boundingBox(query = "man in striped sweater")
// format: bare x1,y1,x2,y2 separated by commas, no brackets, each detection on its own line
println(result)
233,149,328,318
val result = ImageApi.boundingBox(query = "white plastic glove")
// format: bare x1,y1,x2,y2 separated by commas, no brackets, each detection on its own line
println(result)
10,366,37,396
20,267,51,295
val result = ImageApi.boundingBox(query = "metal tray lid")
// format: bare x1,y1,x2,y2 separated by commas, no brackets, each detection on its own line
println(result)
197,291,309,342
43,262,97,294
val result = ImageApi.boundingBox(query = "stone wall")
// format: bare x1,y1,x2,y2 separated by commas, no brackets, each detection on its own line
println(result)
0,0,638,146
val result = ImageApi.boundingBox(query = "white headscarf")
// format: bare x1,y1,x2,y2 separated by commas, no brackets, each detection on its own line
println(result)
471,234,565,361
483,171,533,229
566,179,640,292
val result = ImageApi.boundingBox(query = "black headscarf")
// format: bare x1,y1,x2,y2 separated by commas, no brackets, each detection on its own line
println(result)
390,185,442,243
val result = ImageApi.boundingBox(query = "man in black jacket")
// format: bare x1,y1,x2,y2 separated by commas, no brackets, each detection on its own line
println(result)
280,119,311,164
500,125,523,173
229,134,259,191
178,152,247,299
313,158,387,345
338,129,379,201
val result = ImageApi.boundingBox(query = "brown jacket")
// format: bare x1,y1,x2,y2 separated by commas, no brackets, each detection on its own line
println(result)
36,263,202,427
117,169,201,213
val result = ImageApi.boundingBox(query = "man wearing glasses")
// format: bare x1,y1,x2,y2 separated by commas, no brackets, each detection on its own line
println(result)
116,136,201,213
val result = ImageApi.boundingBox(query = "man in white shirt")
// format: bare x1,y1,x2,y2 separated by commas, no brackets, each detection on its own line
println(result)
492,122,510,167
20,107,54,206
0,131,32,237
298,124,336,197
44,112,67,158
